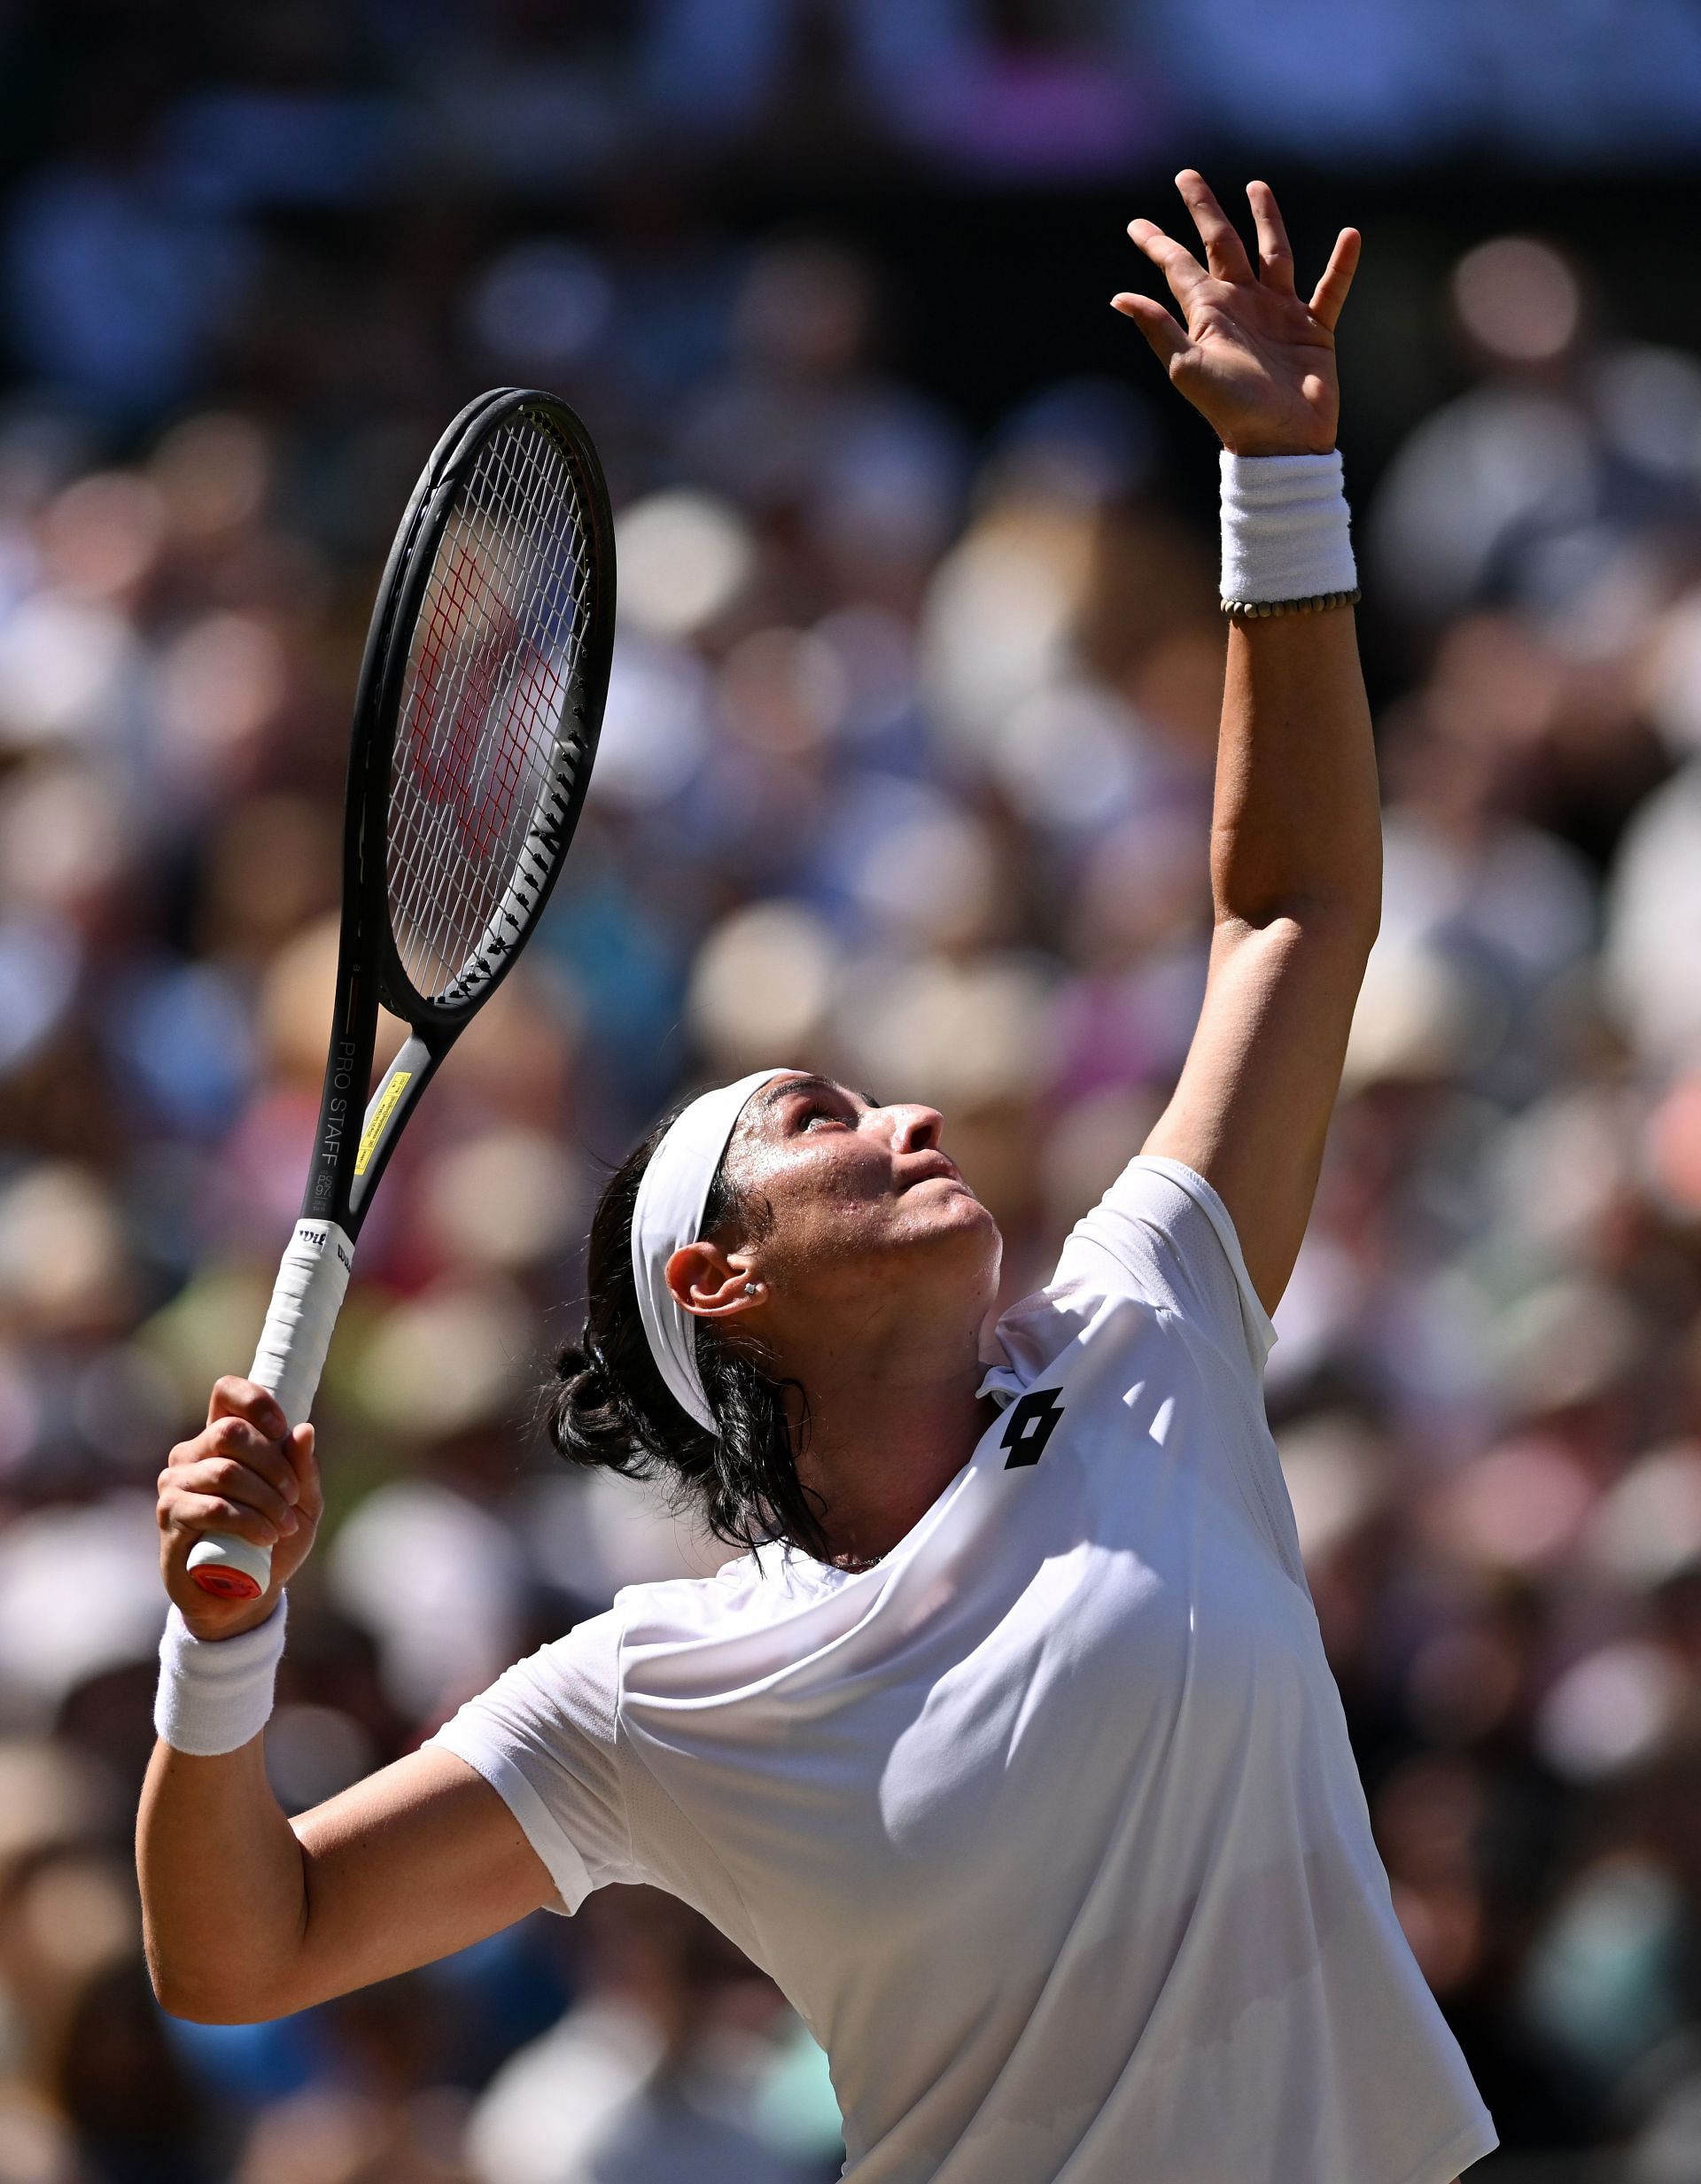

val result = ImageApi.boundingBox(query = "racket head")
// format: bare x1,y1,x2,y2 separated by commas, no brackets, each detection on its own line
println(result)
360,389,615,1034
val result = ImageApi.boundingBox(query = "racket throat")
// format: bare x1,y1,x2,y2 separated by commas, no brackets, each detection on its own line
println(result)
303,979,380,1229
343,1032,440,1227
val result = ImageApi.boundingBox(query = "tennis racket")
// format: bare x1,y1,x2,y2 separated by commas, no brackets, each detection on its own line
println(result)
188,387,615,1599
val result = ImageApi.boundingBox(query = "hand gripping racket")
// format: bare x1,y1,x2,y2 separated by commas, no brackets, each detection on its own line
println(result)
188,388,615,1599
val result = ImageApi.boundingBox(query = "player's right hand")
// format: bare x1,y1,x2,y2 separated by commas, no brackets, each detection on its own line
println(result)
157,1379,322,1639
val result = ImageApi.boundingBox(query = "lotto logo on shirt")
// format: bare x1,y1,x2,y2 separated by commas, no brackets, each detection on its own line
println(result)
1001,1387,1066,1469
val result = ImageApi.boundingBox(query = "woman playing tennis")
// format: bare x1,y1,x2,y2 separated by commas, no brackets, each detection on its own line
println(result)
140,174,1495,2184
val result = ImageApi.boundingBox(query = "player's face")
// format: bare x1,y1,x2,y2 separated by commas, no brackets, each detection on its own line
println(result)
718,1071,999,1299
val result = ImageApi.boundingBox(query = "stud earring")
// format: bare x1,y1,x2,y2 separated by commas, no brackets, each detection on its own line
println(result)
743,1281,760,1296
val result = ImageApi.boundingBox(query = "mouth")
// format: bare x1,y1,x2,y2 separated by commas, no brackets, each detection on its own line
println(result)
899,1154,967,1193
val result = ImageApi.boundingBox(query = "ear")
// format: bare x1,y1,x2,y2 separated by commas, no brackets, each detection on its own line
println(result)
664,1242,764,1323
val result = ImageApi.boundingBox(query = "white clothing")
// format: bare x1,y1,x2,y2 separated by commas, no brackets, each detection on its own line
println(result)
429,1156,1497,2184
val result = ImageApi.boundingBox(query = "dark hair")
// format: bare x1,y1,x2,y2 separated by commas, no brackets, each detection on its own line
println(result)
547,1103,831,1562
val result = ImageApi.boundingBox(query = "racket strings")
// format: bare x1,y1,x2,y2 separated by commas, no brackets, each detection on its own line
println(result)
387,414,594,1005
392,425,585,993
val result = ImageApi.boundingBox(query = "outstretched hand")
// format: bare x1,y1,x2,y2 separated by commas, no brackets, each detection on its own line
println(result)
1114,171,1359,458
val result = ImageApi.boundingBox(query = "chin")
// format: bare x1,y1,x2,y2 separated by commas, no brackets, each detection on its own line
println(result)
910,1182,1000,1252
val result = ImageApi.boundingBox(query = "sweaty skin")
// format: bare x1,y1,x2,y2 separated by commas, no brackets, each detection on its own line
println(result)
665,1071,1006,1569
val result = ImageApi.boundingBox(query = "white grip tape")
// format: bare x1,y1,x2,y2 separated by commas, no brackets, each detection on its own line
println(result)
185,1221,353,1594
248,1219,355,1426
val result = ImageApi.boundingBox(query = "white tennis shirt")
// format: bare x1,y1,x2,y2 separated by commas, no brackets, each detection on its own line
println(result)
428,1156,1497,2184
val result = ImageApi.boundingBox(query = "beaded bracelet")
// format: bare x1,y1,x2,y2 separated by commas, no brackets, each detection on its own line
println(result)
1220,587,1363,620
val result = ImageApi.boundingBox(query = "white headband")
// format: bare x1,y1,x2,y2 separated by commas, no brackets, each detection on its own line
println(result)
631,1068,802,1434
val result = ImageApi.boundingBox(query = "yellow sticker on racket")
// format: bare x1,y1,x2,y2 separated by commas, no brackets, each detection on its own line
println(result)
355,1069,413,1176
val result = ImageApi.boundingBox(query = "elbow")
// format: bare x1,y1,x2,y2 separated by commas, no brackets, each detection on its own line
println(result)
146,1947,294,2026
1329,891,1381,961
154,1986,288,2027
1222,890,1381,960
149,1979,229,2026
154,1992,246,2026
147,1964,246,2025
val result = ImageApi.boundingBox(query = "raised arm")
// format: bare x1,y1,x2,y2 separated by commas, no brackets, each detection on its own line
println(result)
1115,172,1379,1317
137,1378,553,2023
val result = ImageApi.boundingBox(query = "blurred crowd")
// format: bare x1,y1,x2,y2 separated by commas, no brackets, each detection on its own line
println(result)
8,0,1701,261
5,8,1701,2184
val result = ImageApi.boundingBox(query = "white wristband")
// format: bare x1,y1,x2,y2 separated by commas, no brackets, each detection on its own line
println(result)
153,1595,287,1756
1220,450,1356,604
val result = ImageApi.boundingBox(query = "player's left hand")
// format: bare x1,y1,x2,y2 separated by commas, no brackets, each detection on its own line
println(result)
1114,171,1359,459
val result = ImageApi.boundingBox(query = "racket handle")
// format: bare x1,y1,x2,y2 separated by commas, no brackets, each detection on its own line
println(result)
187,1221,355,1601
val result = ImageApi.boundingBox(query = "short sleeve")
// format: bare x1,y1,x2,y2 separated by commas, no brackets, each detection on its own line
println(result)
1053,1154,1278,1381
424,1607,641,1914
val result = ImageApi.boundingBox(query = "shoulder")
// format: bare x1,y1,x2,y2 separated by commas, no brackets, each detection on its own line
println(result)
614,1543,835,1648
453,1551,835,1725
983,1154,1277,1402
440,1604,628,1746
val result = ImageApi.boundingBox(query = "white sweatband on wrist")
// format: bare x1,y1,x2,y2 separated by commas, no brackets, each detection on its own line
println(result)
153,1595,287,1756
1219,450,1356,604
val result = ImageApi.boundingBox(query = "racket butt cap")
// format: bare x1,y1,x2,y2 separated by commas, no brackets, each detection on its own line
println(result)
189,1564,263,1601
186,1533,273,1599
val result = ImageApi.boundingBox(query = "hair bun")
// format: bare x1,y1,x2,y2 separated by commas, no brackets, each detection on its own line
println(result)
552,1335,609,1406
548,1329,646,1477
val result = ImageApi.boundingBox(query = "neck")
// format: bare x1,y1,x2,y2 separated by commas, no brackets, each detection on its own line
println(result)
781,1301,1000,1569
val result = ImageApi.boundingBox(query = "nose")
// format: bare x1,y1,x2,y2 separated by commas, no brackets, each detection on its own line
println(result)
887,1102,944,1154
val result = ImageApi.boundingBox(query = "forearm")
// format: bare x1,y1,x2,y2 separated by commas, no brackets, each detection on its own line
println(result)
1212,604,1381,937
137,1735,309,2022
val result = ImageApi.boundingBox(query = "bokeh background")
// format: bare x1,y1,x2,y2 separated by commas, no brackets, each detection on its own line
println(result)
5,4,1701,2180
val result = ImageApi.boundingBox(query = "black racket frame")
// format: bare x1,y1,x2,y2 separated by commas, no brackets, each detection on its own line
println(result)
300,386,615,1240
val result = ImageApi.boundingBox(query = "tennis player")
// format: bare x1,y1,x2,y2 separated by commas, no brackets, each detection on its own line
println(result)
140,173,1496,2184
